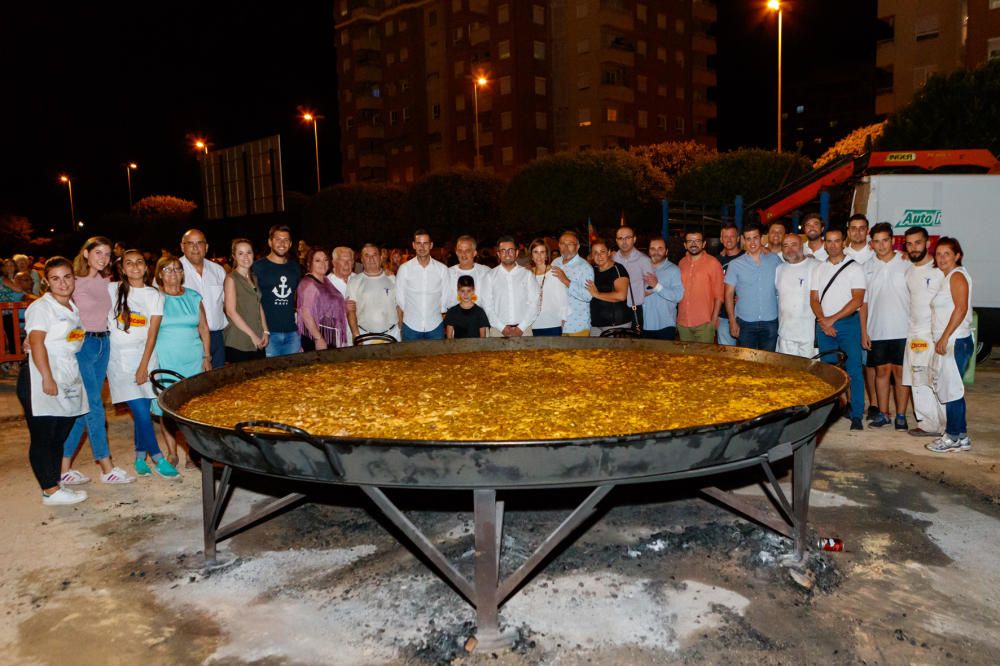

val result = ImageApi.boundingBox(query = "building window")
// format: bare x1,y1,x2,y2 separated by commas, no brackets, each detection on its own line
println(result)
432,103,441,119
578,108,591,126
576,2,588,18
499,40,510,59
657,14,666,29
675,19,684,34
536,146,549,158
457,125,467,141
577,39,590,54
991,0,1000,8
402,107,410,121
387,52,395,65
386,20,394,36
577,71,590,89
606,107,620,122
400,48,409,61
535,76,546,95
343,58,351,71
535,111,547,129
346,116,354,130
657,47,666,62
389,110,398,125
675,117,686,134
454,26,464,42
637,75,647,92
400,80,409,92
399,19,407,32
637,40,647,56
657,85,667,97
502,146,514,165
501,111,512,130
534,5,545,24
675,51,685,67
638,110,648,128
914,15,940,40
637,4,647,22
676,87,685,100
500,76,512,94
456,95,466,110
989,36,1000,61
533,40,546,59
498,3,509,23
657,114,667,130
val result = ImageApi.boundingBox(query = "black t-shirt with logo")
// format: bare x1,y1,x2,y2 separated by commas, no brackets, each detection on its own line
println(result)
252,257,302,333
444,304,490,338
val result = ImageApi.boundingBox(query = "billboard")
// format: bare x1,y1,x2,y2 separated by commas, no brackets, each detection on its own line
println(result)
201,135,285,220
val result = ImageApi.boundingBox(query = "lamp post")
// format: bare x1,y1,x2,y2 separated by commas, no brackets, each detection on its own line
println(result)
302,111,321,192
472,76,488,169
59,175,75,231
767,0,783,153
194,139,209,155
125,162,138,210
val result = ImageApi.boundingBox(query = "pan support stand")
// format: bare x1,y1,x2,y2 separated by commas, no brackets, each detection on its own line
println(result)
360,484,615,652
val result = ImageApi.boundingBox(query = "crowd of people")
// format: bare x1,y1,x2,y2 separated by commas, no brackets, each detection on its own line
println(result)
4,214,975,506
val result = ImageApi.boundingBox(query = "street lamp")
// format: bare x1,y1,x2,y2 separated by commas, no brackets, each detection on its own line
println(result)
125,162,138,210
59,175,76,231
194,139,209,155
473,76,489,169
301,110,322,192
767,0,783,153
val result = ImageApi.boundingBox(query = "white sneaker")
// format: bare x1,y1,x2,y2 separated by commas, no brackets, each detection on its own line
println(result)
60,469,91,485
926,434,970,453
43,487,88,506
100,467,136,484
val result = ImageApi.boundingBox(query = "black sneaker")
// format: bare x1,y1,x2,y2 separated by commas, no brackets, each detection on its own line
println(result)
850,418,864,431
894,415,908,431
870,413,891,428
866,405,880,421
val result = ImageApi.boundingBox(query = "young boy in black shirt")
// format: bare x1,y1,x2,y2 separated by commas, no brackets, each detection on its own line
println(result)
444,275,489,339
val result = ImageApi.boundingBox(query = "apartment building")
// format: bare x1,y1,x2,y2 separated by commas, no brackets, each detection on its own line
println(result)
875,0,1000,117
334,0,717,184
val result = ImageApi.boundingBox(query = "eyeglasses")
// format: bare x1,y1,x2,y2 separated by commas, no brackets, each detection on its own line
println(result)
183,240,207,246
615,235,634,241
498,248,517,254
161,266,183,273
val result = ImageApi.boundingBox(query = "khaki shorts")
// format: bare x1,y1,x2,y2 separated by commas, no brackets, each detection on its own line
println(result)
677,322,716,343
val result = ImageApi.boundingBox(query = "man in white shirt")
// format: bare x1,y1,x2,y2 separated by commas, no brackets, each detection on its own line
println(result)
901,226,946,437
347,244,399,341
180,229,227,368
801,213,828,262
444,235,492,311
775,233,816,357
485,236,539,337
396,230,449,340
328,246,356,345
612,225,653,331
810,226,867,429
861,222,912,429
844,213,877,418
765,220,787,261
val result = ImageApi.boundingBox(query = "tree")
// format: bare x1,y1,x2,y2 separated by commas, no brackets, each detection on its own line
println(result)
502,150,670,237
0,214,35,248
131,195,198,220
814,122,886,168
403,168,507,245
301,183,406,248
881,59,1000,156
672,149,813,205
628,140,716,189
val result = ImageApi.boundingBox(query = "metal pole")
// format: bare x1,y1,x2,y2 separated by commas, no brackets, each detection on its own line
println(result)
312,119,321,192
473,82,481,170
126,166,133,210
66,180,75,230
777,8,783,153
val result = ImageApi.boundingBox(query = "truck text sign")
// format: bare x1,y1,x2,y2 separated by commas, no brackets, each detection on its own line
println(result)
896,209,943,227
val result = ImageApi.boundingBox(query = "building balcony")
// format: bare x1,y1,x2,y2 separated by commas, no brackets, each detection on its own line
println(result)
692,0,718,22
470,24,490,45
599,11,634,33
694,102,718,119
477,130,493,147
692,33,716,55
693,68,717,86
356,94,384,110
599,47,635,68
357,125,385,139
351,6,378,21
876,40,895,67
600,84,635,104
353,36,381,52
359,154,386,168
355,65,383,82
600,121,635,139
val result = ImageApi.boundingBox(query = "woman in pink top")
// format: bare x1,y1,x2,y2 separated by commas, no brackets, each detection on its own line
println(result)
60,236,135,486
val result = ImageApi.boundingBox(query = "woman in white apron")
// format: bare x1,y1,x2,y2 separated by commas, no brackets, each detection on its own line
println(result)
108,250,179,478
926,237,974,453
17,258,89,505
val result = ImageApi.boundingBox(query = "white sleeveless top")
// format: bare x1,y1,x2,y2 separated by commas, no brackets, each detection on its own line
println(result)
931,267,972,343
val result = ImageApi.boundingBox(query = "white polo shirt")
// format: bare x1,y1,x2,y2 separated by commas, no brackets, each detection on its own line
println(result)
181,256,227,332
906,260,945,337
775,257,816,343
864,252,910,341
347,271,398,338
803,242,828,262
845,243,874,266
395,257,449,332
810,256,866,318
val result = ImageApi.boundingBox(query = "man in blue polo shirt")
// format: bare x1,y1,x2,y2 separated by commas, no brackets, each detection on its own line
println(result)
724,222,781,351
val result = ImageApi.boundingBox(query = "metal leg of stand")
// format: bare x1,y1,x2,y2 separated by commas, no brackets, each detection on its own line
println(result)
792,436,816,561
202,458,219,564
473,489,511,649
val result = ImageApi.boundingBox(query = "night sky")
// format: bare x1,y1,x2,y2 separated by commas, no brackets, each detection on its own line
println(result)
1,0,875,234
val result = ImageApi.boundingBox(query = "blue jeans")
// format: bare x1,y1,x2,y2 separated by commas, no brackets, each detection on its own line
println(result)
533,326,563,337
126,398,162,458
717,317,737,346
945,335,974,437
265,330,301,357
644,327,676,340
816,314,864,420
737,318,778,352
402,321,444,341
209,329,225,368
63,333,111,461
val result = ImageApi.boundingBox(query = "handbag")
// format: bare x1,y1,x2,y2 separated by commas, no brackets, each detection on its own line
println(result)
623,265,641,334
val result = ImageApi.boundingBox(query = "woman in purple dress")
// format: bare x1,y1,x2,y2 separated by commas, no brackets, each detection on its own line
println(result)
296,248,348,351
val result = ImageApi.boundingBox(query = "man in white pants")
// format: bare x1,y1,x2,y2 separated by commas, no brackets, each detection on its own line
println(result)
901,226,946,436
775,233,816,357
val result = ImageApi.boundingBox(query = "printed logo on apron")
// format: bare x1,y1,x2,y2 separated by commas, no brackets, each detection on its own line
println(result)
909,338,929,352
66,328,85,343
119,312,147,327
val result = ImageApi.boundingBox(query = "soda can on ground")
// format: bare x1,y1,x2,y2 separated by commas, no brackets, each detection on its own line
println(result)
818,537,844,552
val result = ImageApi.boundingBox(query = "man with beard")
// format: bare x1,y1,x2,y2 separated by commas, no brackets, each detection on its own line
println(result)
861,223,911,429
901,226,946,436
845,213,878,419
641,237,684,340
677,230,724,343
396,230,449,340
253,225,302,356
444,235,492,311
801,213,828,262
775,233,817,357
716,222,743,346
485,236,539,337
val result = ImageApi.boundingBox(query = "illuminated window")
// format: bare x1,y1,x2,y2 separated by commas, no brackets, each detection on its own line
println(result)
638,110,648,128
578,108,591,126
502,146,514,164
535,76,546,95
499,40,510,59
534,40,546,59
498,3,509,23
533,5,545,24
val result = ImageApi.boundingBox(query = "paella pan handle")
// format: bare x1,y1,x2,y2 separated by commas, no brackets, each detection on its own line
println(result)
731,404,811,434
150,369,186,395
234,420,345,479
353,332,397,346
811,349,847,368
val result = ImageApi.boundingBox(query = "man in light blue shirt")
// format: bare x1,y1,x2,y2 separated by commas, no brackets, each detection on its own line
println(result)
551,231,595,335
641,237,684,340
724,223,781,351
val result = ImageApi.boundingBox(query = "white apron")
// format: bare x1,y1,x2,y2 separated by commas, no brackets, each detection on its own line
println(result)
901,336,933,387
930,343,965,403
107,284,161,403
26,295,88,417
